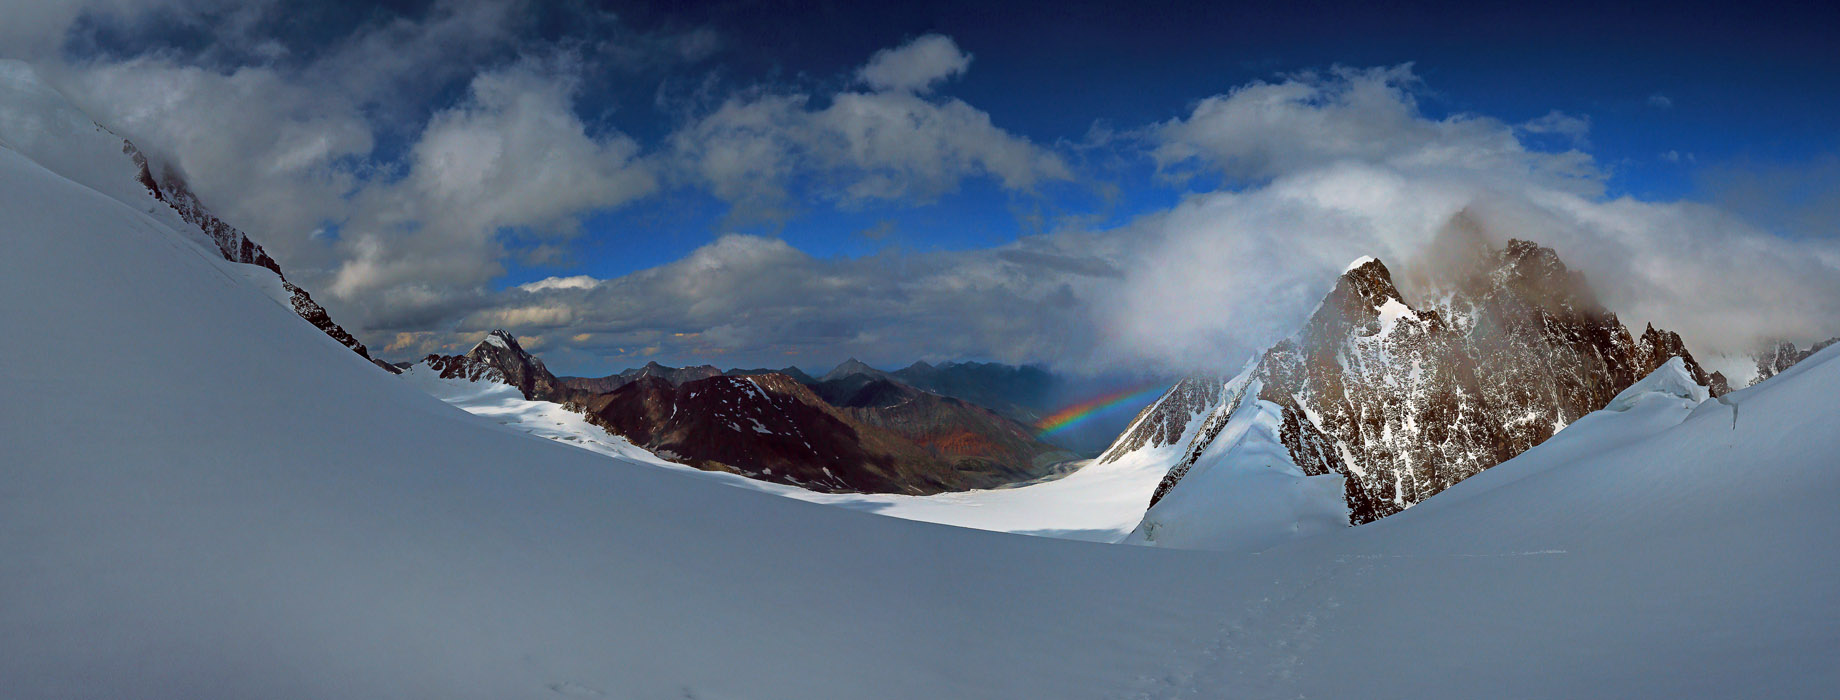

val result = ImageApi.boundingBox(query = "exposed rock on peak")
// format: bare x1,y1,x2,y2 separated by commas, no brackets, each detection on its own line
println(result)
422,330,563,401
1753,337,1839,385
1098,374,1230,463
124,142,395,373
1116,233,1719,529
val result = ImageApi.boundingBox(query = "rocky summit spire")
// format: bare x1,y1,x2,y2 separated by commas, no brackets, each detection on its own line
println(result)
422,330,564,401
1114,234,1720,526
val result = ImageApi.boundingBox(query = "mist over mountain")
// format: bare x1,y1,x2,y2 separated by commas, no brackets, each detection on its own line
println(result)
1110,231,1724,548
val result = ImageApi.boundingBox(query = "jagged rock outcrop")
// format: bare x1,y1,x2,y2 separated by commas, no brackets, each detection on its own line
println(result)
1098,375,1230,461
1754,337,1840,385
1115,236,1717,525
0,60,388,372
126,142,394,373
421,330,566,401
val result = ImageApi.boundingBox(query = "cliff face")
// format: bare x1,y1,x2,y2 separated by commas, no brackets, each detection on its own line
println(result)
1115,236,1716,525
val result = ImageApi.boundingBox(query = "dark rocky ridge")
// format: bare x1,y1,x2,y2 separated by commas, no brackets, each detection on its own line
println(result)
560,362,724,394
417,332,1073,494
421,330,568,402
1112,234,1719,525
1754,337,1840,385
726,366,819,385
1097,376,1230,461
125,141,395,374
576,373,1051,494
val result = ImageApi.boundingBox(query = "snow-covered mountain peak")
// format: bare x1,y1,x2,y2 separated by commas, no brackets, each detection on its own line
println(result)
1338,255,1405,304
478,329,518,351
1299,253,1419,345
1114,234,1724,547
422,329,561,400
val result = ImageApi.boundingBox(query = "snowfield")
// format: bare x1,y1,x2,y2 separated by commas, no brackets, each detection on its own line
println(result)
3,66,1838,698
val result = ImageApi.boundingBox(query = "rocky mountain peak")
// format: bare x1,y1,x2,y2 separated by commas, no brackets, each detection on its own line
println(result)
1484,238,1606,317
1300,256,1414,345
473,329,523,354
1339,256,1401,299
424,330,562,401
1117,232,1719,527
1097,372,1230,463
823,358,885,382
1754,336,1840,385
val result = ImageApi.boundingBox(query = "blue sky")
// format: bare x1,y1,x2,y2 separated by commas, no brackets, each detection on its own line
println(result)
10,0,1839,376
490,0,1840,287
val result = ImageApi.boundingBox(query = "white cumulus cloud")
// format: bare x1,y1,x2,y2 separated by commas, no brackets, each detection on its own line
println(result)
856,34,972,93
671,38,1068,222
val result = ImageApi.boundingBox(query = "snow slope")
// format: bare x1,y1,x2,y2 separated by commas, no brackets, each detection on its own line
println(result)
4,98,1839,697
403,366,1169,541
1123,376,1350,551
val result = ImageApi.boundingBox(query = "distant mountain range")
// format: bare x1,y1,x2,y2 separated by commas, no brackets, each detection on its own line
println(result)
561,357,1069,425
423,349,1144,455
413,333,1079,494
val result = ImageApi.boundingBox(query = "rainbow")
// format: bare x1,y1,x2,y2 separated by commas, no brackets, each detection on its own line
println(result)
1035,383,1169,436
